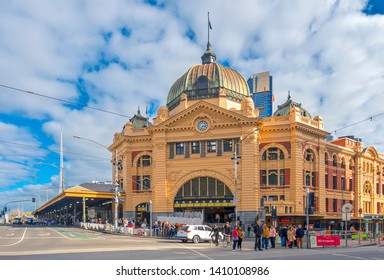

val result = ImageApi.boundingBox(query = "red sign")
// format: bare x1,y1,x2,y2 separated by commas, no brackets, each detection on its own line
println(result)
316,236,340,247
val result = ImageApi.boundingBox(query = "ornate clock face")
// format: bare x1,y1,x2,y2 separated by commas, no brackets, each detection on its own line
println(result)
197,120,208,131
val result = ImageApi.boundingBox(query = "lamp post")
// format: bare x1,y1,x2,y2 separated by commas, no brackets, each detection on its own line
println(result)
73,135,120,232
306,187,310,248
149,200,153,237
232,128,259,226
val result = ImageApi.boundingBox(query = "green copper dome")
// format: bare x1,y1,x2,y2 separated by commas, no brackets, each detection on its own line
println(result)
273,93,312,118
166,49,250,110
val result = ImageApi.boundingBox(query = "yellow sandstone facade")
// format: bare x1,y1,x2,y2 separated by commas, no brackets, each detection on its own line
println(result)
109,46,384,228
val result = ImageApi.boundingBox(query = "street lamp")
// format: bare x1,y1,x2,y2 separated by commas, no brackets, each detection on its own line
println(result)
232,128,259,226
149,200,153,237
73,135,120,232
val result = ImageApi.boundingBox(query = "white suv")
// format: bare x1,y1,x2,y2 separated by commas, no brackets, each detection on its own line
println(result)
176,225,224,243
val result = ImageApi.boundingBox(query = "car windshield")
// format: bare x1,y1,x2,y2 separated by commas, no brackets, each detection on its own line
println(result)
180,226,189,230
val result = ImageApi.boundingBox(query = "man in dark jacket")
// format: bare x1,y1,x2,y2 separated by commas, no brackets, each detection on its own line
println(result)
254,220,263,251
278,225,288,247
295,224,305,248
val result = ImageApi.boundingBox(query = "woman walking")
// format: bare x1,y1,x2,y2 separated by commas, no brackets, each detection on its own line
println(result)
236,226,244,250
287,226,296,248
269,225,276,248
231,226,239,252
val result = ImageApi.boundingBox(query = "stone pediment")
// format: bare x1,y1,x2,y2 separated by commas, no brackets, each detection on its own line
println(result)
150,101,259,132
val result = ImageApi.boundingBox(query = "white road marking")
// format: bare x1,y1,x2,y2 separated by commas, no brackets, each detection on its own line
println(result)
48,228,72,240
38,233,50,236
6,233,15,236
177,243,214,260
1,227,27,247
332,253,367,260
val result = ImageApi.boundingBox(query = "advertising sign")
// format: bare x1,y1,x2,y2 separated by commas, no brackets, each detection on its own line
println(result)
316,235,341,247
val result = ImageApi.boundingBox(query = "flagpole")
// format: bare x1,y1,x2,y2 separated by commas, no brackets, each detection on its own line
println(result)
208,12,210,48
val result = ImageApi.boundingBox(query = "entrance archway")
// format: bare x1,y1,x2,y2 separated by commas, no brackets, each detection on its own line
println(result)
174,176,234,223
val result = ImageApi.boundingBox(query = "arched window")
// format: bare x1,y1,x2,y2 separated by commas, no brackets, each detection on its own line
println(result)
262,147,284,160
137,155,151,167
175,177,232,199
135,155,151,191
341,157,345,169
332,155,337,167
305,149,315,162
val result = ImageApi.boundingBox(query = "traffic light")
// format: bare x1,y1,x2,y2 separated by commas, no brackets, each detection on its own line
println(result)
271,205,277,220
32,197,36,203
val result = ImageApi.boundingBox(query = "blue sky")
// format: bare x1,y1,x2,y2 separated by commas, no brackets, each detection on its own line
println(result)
1,0,384,213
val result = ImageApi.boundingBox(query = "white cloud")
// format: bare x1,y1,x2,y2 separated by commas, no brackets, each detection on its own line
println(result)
1,0,384,212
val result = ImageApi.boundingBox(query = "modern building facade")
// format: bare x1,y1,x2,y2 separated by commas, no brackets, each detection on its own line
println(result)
109,43,384,229
247,71,273,118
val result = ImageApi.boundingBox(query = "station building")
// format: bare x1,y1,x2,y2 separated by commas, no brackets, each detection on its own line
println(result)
34,40,384,230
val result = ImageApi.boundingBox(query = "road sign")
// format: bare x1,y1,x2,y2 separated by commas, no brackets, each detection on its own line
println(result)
342,212,351,221
342,203,353,213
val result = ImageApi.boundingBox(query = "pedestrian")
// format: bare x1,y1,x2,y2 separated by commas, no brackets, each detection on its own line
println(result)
287,226,296,248
210,224,220,246
295,224,305,249
254,220,263,251
262,224,270,250
269,224,276,248
247,224,251,238
232,226,239,251
279,225,288,247
237,226,244,250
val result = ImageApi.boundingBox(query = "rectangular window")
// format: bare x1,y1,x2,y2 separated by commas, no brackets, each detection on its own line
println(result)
312,172,316,187
305,171,311,186
279,195,285,201
261,170,267,186
136,176,141,191
191,141,200,154
143,175,151,190
223,139,233,152
349,178,353,191
175,143,184,155
333,199,338,212
279,169,285,186
268,170,278,185
325,174,328,188
382,184,384,195
333,175,337,189
207,141,216,153
268,196,278,201
341,177,345,191
377,183,380,194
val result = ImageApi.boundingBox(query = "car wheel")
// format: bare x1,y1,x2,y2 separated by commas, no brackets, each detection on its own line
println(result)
181,239,187,243
192,235,200,243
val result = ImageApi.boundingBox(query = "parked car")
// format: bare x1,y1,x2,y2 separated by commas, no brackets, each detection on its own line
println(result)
176,225,224,243
12,217,22,224
25,218,37,225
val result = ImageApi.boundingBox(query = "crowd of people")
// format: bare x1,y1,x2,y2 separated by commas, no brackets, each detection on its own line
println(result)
208,221,307,251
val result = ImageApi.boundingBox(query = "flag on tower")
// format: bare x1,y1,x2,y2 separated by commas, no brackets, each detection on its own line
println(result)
271,93,275,103
208,12,212,29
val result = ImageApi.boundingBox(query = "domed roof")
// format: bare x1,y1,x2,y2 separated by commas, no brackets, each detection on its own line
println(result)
273,93,312,118
166,48,250,110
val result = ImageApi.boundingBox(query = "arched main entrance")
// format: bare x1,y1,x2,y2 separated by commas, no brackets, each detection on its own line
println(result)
174,176,234,223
